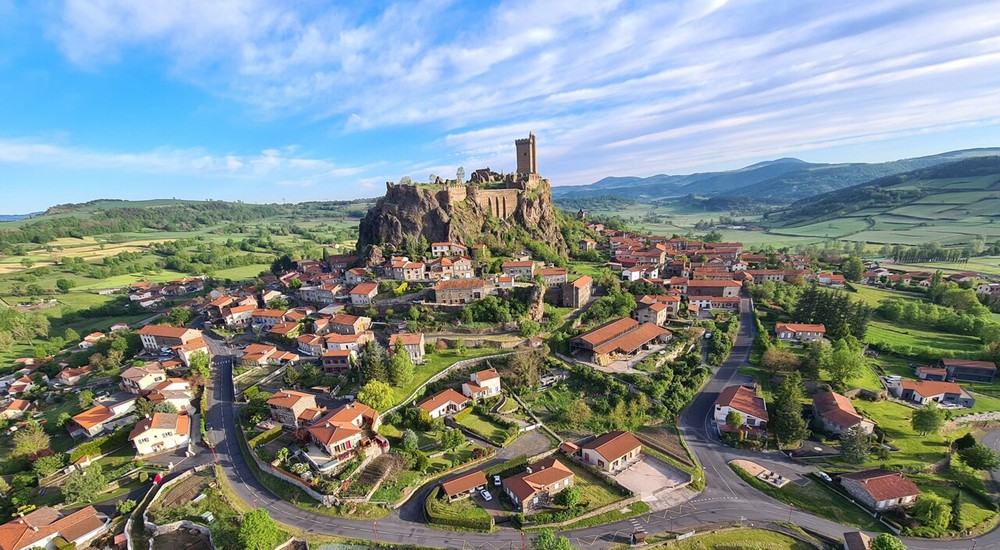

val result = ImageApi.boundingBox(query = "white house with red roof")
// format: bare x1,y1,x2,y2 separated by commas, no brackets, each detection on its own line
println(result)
419,388,469,419
431,241,468,257
461,368,501,400
129,412,191,457
349,282,379,306
714,385,768,434
775,323,826,342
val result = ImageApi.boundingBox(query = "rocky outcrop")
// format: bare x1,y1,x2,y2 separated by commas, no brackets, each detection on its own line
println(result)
357,181,568,264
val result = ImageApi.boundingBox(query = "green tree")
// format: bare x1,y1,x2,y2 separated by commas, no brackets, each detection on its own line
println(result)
911,404,945,436
153,402,178,414
238,509,286,550
565,399,593,429
870,533,907,550
911,493,951,531
532,529,575,550
357,380,394,410
400,429,419,452
32,455,64,477
388,346,415,387
77,389,95,410
63,327,80,343
770,371,809,445
282,366,300,387
439,427,465,450
554,485,580,507
359,340,389,383
166,307,192,327
954,432,977,450
841,256,864,282
950,491,963,531
413,450,430,472
840,425,872,464
725,410,743,431
116,498,138,515
827,338,864,387
12,421,50,458
55,278,76,293
958,443,1000,471
62,464,108,503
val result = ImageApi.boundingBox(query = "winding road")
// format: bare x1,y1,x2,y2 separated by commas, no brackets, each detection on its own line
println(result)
202,301,1000,549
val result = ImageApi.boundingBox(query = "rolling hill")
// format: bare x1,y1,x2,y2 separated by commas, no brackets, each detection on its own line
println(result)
552,148,1000,204
762,155,1000,245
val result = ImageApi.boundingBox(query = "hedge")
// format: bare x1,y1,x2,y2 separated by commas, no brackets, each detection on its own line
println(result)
484,454,527,478
248,426,283,449
424,486,494,532
69,426,133,463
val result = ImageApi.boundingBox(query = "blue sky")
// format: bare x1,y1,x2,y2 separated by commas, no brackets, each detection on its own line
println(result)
2,0,1000,213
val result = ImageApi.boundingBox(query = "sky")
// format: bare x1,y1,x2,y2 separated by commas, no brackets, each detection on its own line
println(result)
2,0,1000,213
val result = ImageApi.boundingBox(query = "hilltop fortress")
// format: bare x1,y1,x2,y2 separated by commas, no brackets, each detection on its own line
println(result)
357,134,567,263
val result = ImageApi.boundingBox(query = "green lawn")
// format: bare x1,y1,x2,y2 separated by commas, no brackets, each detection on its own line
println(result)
866,320,983,356
730,464,882,531
427,443,480,474
392,348,504,406
425,493,492,526
211,264,272,281
851,399,948,469
454,408,509,444
661,528,813,550
559,459,629,510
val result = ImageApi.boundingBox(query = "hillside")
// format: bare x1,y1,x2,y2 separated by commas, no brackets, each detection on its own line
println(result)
763,156,1000,245
552,148,1000,204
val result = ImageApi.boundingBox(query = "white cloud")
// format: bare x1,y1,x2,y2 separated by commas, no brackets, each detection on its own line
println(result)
44,0,1000,187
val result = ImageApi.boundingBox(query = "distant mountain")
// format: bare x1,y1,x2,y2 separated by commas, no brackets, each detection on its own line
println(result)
552,148,1000,204
765,155,1000,229
0,212,41,222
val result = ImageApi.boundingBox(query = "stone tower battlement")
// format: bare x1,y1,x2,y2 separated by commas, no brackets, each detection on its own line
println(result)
515,133,537,176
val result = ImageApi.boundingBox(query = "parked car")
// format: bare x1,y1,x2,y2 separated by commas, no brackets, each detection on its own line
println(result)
480,490,492,501
493,475,501,487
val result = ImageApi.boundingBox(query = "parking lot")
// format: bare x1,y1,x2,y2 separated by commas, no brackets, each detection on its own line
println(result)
612,455,691,510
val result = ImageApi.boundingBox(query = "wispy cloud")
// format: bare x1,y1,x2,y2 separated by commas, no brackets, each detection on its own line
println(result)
38,0,1000,189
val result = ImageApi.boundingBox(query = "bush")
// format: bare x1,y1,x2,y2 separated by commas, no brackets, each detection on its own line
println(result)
424,486,495,531
248,426,283,449
69,427,132,463
485,455,528,479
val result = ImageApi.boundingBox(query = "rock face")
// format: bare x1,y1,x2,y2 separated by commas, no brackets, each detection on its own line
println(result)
357,179,568,264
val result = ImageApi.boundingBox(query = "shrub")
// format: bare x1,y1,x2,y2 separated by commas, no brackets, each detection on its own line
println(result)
69,427,132,463
247,426,283,449
424,486,494,531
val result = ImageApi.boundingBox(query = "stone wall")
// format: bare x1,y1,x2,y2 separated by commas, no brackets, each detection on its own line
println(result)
470,188,521,219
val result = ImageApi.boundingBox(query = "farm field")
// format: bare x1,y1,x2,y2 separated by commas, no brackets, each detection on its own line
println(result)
660,528,812,550
895,256,1000,276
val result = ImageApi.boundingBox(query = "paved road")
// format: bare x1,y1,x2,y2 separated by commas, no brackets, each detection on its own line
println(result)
204,305,1000,549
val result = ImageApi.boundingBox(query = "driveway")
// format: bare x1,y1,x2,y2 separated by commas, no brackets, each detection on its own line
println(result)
496,429,551,460
613,456,691,510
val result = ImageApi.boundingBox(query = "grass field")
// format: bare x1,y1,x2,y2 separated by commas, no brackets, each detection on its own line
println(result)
851,399,947,469
558,459,629,510
211,264,271,281
454,408,509,444
391,347,503,407
660,528,812,549
865,320,983,356
896,256,1000,276
425,493,492,528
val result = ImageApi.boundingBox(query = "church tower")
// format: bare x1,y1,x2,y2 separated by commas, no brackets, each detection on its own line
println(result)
515,133,537,176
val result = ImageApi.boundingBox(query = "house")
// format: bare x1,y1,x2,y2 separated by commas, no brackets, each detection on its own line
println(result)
55,365,93,386
129,412,191,457
842,531,872,550
812,391,875,436
390,333,425,364
431,241,468,257
68,393,138,438
252,309,287,329
267,390,320,428
78,332,105,349
0,506,108,550
537,267,568,285
305,402,381,466
321,349,354,375
147,379,195,413
579,238,597,252
328,314,371,335
298,284,341,305
941,358,997,383
120,364,167,394
441,470,487,501
419,388,469,419
622,265,658,281
888,379,975,408
324,331,373,353
580,430,642,472
7,376,35,396
502,457,575,511
838,469,920,511
775,323,826,342
501,260,536,279
345,267,369,285
433,278,495,305
267,321,302,340
915,366,948,381
714,385,768,433
685,279,741,297
222,304,256,327
462,368,502,400
296,334,326,356
239,343,299,367
138,325,202,352
635,301,668,325
570,317,671,366
387,259,427,281
562,275,592,308
427,256,475,280
0,399,32,421
637,294,680,319
173,337,212,368
349,282,379,306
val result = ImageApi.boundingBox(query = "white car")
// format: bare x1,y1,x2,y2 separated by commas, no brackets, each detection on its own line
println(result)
480,490,492,501
493,475,501,487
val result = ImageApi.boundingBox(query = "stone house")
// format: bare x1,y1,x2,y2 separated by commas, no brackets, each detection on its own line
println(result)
328,314,371,335
812,391,875,436
321,349,355,375
433,278,495,305
580,431,642,472
562,275,592,308
267,389,320,428
501,260,536,279
838,469,920,511
537,267,568,285
390,333,425,363
431,241,468,257
129,412,191,457
502,457,575,511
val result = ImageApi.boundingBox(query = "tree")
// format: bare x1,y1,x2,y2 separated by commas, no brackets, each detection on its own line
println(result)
357,380,393,410
166,307,192,327
954,432,977,450
725,410,743,431
238,509,286,550
153,402,178,414
62,464,108,503
761,348,800,372
400,429,419,452
0,331,13,352
12,421,50,458
0,477,10,497
554,485,580,507
439,427,465,450
770,371,809,445
77,389,95,410
842,256,864,282
911,404,945,436
958,443,1000,471
282,366,300,387
413,450,430,472
359,340,389,383
506,348,544,388
270,255,294,276
532,529,575,550
950,491,963,531
388,346,415,387
840,425,872,464
63,327,80,343
32,455,64,477
55,278,76,293
827,338,865,387
116,498,137,516
870,533,907,550
911,493,951,531
801,341,830,380
565,399,592,429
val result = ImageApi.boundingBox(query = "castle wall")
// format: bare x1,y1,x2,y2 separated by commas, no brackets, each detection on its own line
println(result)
444,185,468,203
470,188,521,219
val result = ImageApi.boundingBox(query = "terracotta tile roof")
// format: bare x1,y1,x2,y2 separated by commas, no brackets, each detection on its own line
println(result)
268,321,299,335
350,282,379,295
942,358,996,371
391,333,424,346
503,457,574,502
715,385,768,421
267,390,316,409
775,323,826,333
139,325,197,338
582,431,641,462
813,391,866,429
592,322,669,355
839,469,921,501
434,278,491,291
686,279,742,287
71,404,115,430
900,379,963,398
419,388,469,413
325,332,368,344
473,368,500,382
571,275,592,288
330,313,366,326
575,317,639,346
537,268,568,276
322,349,352,358
306,402,376,446
129,412,190,440
501,261,535,268
441,470,487,497
0,506,104,550
253,308,286,318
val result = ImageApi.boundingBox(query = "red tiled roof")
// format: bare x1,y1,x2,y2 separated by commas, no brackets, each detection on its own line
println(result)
839,469,920,501
775,323,826,333
813,391,865,429
576,318,639,346
503,457,574,503
419,388,469,413
592,322,668,355
390,333,424,346
71,405,114,430
715,385,768,421
434,278,491,291
582,431,641,462
0,506,104,550
441,470,487,497
267,390,316,409
686,279,741,287
900,379,963,398
571,275,593,288
139,325,197,338
350,282,379,295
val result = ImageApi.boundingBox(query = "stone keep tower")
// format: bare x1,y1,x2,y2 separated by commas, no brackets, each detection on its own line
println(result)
515,133,537,176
